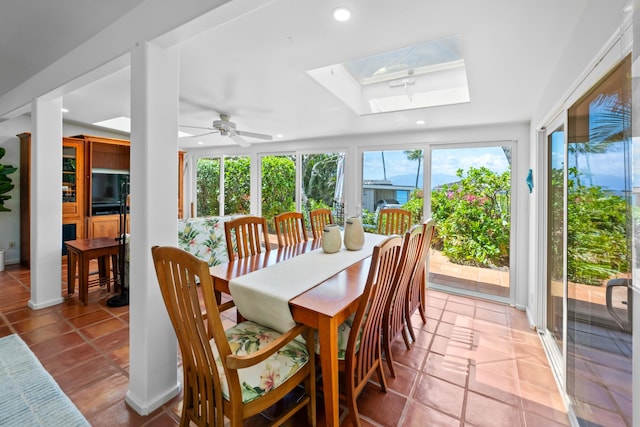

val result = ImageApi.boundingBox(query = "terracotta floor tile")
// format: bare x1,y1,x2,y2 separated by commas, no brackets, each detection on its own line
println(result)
89,400,158,427
381,361,420,396
0,263,577,427
409,327,434,350
354,384,406,427
40,342,101,376
445,300,476,317
518,381,570,423
92,326,130,353
414,374,465,418
73,372,131,418
424,352,469,387
474,307,508,324
80,316,128,339
67,308,114,328
11,312,61,333
389,340,428,371
57,356,120,396
19,320,73,345
402,401,460,427
468,363,520,406
516,359,557,387
29,330,87,359
464,391,523,427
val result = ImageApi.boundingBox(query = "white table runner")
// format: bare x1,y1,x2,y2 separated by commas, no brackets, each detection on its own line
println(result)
229,233,387,333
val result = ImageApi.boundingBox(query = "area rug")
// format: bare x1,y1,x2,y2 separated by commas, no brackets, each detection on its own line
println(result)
0,334,89,426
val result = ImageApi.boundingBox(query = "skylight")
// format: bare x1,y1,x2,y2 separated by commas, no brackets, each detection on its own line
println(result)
306,34,470,115
93,116,193,137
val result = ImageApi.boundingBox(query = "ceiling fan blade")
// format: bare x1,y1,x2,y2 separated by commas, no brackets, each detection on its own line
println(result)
229,134,251,148
179,125,214,131
180,131,218,139
236,130,273,141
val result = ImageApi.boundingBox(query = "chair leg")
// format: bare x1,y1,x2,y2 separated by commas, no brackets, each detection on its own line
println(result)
401,326,411,349
376,360,388,392
346,393,361,427
383,329,396,378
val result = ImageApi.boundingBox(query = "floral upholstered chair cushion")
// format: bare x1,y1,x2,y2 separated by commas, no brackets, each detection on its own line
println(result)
210,321,309,403
177,216,231,266
315,312,359,360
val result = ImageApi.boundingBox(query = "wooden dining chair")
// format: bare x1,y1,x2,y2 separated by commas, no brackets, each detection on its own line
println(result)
274,211,308,247
382,223,427,377
151,246,316,427
224,215,271,261
316,235,402,427
309,208,334,240
405,218,436,342
377,207,412,235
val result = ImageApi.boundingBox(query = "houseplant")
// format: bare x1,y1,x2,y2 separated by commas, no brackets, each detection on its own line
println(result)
0,147,17,212
0,146,16,270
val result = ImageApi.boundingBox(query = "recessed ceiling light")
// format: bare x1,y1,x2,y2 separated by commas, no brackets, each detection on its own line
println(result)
333,7,351,22
416,120,425,125
276,134,284,138
197,141,204,145
61,108,69,113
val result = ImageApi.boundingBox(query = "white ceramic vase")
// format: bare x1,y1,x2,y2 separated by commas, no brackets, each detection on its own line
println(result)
322,224,342,254
344,216,365,251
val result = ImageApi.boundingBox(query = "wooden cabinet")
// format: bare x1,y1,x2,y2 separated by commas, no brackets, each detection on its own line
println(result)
61,139,85,221
18,133,85,267
88,214,130,238
19,133,184,265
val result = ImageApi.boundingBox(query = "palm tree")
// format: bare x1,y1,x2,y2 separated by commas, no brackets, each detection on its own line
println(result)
381,151,387,180
403,149,423,188
568,92,630,186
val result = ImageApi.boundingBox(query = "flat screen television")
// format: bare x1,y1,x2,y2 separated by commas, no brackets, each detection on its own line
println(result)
91,169,129,215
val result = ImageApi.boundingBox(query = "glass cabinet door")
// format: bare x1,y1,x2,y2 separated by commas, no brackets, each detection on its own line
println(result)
62,145,77,203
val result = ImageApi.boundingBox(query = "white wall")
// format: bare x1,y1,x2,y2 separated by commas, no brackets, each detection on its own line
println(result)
0,114,128,265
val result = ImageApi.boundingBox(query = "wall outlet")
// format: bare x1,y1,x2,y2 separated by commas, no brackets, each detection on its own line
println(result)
8,241,15,249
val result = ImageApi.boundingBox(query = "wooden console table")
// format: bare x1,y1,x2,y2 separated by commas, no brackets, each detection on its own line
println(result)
65,237,121,305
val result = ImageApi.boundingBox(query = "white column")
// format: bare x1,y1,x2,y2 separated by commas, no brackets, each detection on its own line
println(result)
125,40,181,414
29,97,63,309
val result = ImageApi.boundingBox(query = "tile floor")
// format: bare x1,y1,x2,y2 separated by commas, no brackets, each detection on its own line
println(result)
0,262,570,426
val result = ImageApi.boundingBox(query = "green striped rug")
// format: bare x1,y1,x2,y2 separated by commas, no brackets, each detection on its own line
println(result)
0,334,89,426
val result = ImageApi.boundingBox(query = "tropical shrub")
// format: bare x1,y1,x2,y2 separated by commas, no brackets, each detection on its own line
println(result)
431,166,510,268
566,167,629,285
261,156,296,223
224,156,250,214
196,158,220,216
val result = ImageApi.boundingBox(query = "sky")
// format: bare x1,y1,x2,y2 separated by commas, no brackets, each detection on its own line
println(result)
362,146,510,188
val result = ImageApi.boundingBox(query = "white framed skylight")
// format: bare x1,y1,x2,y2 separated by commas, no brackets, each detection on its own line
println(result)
306,34,470,115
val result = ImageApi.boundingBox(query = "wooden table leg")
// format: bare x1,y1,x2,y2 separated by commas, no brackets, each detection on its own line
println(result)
318,315,340,427
67,250,77,294
111,254,119,291
79,253,89,306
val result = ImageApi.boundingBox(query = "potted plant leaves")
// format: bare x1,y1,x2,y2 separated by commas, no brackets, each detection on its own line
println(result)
0,147,17,212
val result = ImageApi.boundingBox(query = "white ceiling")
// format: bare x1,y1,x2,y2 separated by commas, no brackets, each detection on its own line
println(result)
0,1,623,149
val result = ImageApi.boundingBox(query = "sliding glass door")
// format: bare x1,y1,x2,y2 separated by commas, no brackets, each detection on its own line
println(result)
428,143,513,303
543,55,633,426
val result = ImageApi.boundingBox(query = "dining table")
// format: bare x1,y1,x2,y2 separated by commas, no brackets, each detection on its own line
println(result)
209,232,387,427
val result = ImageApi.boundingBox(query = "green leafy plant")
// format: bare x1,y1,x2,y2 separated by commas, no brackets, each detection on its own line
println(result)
0,147,17,212
431,166,511,268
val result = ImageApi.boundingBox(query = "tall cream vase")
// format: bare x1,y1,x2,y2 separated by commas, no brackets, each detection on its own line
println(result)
344,216,365,250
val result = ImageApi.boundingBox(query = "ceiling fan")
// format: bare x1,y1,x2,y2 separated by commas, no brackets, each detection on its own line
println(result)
180,113,273,147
